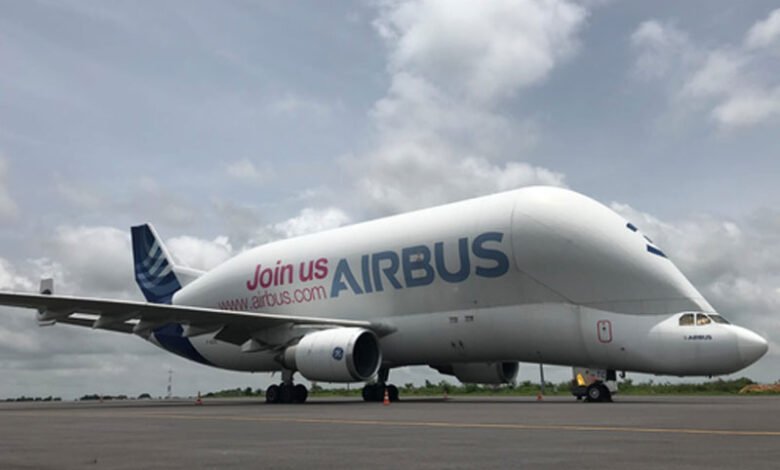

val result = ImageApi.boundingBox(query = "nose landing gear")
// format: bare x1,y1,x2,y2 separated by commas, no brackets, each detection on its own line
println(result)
585,382,612,403
571,367,618,402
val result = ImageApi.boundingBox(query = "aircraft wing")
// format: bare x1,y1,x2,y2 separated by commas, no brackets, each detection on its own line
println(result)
0,291,391,347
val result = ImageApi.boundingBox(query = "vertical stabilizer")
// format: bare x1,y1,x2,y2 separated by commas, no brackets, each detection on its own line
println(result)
131,224,181,304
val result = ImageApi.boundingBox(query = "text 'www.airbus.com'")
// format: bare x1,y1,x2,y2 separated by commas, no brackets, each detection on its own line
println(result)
218,285,328,310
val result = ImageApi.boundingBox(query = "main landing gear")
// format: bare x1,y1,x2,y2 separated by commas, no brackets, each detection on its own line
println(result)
265,383,308,404
361,367,400,402
266,370,308,404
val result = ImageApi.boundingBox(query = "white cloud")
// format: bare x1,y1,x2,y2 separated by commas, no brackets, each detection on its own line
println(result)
55,181,105,210
167,235,233,271
46,225,136,298
273,207,351,238
356,141,565,214
232,206,353,249
0,258,35,291
631,10,780,130
0,324,41,354
225,158,274,183
349,0,583,215
370,72,540,157
681,50,745,98
630,20,693,80
375,0,587,104
711,87,780,128
133,177,197,227
0,156,18,218
745,8,780,49
265,92,332,117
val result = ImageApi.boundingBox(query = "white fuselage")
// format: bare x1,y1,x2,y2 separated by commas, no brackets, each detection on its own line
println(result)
157,187,767,378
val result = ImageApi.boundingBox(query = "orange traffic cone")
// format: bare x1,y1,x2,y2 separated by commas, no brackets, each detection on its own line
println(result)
383,388,390,406
195,392,203,405
536,392,543,401
443,389,448,401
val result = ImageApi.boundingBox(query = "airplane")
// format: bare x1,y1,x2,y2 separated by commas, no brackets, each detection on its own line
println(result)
0,186,768,403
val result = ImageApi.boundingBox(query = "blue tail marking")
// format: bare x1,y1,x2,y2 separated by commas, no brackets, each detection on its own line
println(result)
131,224,181,304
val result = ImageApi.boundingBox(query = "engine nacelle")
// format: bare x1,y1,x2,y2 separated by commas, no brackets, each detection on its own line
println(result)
284,328,382,382
432,361,519,384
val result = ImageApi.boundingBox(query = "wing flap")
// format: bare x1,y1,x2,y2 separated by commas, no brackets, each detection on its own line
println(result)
58,316,135,334
214,325,252,346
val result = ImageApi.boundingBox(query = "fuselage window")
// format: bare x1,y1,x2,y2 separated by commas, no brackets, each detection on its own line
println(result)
679,313,694,326
696,313,711,326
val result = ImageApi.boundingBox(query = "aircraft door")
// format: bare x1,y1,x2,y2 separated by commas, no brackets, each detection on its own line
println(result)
580,310,629,367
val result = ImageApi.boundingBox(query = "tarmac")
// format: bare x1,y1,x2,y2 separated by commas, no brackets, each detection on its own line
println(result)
1,395,779,469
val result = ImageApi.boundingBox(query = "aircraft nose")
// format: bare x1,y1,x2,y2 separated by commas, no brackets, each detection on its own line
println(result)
736,328,769,366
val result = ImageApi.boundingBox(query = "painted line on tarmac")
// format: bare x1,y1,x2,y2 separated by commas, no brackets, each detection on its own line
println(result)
145,414,780,437
7,410,780,437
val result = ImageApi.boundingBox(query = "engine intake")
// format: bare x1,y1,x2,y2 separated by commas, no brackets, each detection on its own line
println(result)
284,328,381,382
432,361,518,384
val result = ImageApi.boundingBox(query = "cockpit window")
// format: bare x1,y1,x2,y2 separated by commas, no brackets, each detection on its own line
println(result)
709,314,730,324
679,313,694,326
680,313,727,326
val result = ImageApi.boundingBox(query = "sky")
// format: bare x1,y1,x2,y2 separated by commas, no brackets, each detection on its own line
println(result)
1,0,779,399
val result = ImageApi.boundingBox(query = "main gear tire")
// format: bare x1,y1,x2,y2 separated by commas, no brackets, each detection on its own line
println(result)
265,385,281,404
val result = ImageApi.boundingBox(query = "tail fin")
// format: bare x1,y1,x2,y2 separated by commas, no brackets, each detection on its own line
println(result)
131,224,182,304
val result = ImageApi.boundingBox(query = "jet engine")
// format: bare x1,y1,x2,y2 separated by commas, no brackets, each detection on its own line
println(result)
432,361,518,384
283,327,382,382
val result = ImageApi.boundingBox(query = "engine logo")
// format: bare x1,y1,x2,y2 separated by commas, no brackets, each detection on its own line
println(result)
332,347,344,360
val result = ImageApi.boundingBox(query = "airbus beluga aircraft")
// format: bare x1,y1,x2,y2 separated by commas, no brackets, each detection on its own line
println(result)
0,186,768,403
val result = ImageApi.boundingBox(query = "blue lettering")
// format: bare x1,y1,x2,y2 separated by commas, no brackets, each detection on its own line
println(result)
472,232,509,278
402,245,435,288
371,251,402,292
330,259,363,298
434,238,470,283
330,231,509,298
360,254,373,293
